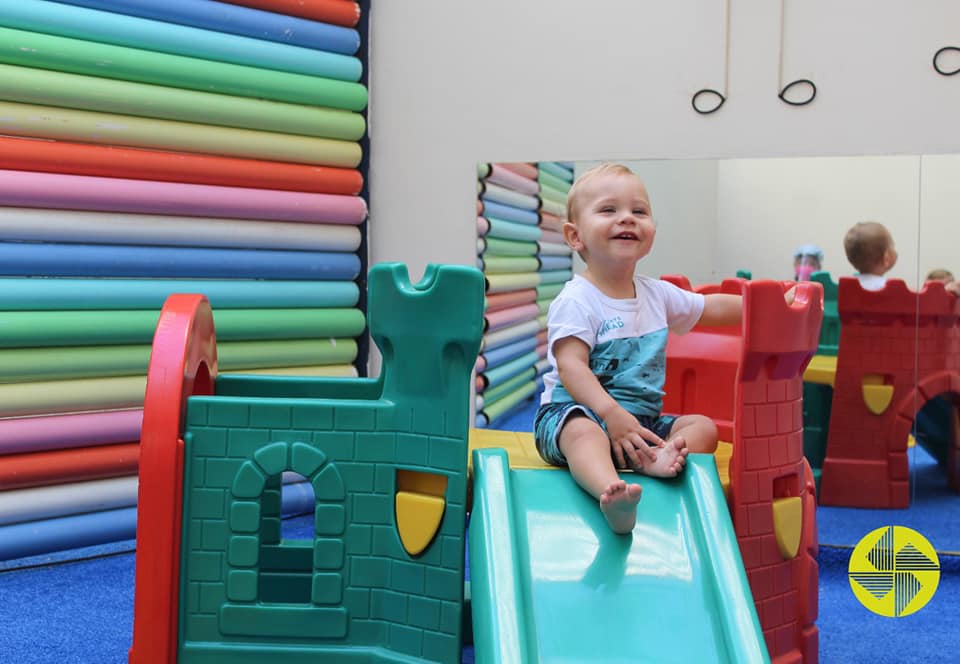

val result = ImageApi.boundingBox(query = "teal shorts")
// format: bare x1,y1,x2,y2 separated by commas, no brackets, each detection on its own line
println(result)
533,401,677,467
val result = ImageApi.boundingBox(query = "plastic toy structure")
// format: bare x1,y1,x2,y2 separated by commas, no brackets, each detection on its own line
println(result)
129,263,484,663
815,277,960,508
470,276,822,663
129,265,820,663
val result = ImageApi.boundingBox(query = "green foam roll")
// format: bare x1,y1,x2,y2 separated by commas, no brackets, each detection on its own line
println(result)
0,338,358,382
485,273,540,294
0,308,366,348
537,169,572,194
0,27,367,111
481,368,537,405
539,197,566,218
482,351,539,391
538,270,573,285
538,162,574,183
539,183,568,206
0,64,365,141
482,256,540,275
537,298,552,315
483,237,538,257
0,278,359,310
482,381,538,422
477,163,491,179
0,101,361,168
536,282,565,301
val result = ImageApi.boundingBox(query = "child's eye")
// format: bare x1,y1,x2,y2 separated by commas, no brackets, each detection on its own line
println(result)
600,206,616,213
634,209,647,215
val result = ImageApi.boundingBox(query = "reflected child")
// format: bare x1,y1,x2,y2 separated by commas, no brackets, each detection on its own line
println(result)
843,221,897,291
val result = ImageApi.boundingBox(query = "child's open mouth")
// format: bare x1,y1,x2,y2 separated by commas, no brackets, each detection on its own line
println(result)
612,232,638,240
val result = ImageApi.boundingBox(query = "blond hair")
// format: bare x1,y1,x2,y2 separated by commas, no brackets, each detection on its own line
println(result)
843,221,892,274
565,163,639,224
926,268,954,283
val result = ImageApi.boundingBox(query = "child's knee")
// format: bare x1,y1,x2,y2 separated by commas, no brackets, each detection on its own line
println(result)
681,415,718,452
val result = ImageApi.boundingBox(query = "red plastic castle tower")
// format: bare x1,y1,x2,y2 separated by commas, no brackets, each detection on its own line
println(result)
663,277,822,664
819,278,960,508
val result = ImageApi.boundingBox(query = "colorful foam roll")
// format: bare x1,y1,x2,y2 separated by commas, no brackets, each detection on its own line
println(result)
0,410,142,456
482,255,540,274
0,242,361,280
477,216,490,236
538,241,571,256
0,476,138,526
481,182,540,211
0,209,362,252
0,136,362,194
485,164,539,196
486,217,541,243
539,183,568,206
477,162,491,178
538,255,573,272
498,163,538,179
540,229,565,245
0,64,365,140
481,368,537,407
485,303,540,332
485,289,537,312
482,337,538,372
0,278,359,310
223,0,360,27
482,381,538,423
223,364,357,378
540,211,564,229
54,0,361,54
537,282,565,301
481,199,539,225
483,320,541,353
0,506,137,561
482,237,538,257
0,442,140,491
539,162,575,182
537,169,572,194
0,308,365,348
483,352,540,391
0,27,367,111
0,102,362,167
485,273,540,294
539,197,566,218
0,375,146,417
0,338,358,382
0,0,362,81
538,270,573,285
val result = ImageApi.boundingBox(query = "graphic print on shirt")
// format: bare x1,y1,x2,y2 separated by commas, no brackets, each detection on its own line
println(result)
589,328,669,417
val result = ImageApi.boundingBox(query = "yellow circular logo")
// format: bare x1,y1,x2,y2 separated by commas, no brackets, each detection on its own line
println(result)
848,526,940,617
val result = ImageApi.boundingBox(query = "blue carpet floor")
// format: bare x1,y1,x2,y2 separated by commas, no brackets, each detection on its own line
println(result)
0,395,957,663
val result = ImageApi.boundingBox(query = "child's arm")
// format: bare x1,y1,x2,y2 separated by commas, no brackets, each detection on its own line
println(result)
553,336,660,469
699,293,743,326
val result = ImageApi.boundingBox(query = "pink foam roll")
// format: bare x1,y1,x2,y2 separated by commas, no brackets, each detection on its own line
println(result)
485,303,541,333
0,169,367,224
498,162,538,179
477,215,490,236
486,164,539,196
475,355,487,373
0,410,143,456
540,228,564,245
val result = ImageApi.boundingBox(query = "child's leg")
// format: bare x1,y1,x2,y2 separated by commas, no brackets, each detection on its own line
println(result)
668,414,718,454
558,413,641,534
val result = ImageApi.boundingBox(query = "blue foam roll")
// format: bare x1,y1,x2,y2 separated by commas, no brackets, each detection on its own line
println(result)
0,0,361,81
537,255,573,272
481,199,539,226
0,278,359,310
485,217,542,243
281,481,317,517
538,269,573,285
53,0,360,55
475,413,489,428
0,506,136,561
0,242,360,280
482,337,538,372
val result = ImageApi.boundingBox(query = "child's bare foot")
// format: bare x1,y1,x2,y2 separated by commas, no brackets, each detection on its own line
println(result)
638,437,688,478
599,480,642,534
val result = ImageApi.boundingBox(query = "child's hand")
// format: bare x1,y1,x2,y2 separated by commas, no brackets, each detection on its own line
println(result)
602,405,660,469
947,280,960,296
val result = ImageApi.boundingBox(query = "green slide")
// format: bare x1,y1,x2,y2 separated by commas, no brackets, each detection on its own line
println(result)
469,450,769,663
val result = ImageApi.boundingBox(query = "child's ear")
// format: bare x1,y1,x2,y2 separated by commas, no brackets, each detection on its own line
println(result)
563,221,583,251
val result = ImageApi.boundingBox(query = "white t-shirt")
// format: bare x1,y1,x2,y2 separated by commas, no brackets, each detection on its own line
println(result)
540,274,705,417
856,273,887,291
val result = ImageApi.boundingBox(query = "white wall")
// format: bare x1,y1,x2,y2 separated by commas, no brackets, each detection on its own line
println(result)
367,0,960,372
919,154,960,282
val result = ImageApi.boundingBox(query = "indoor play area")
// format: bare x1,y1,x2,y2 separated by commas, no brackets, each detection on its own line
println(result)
1,1,960,663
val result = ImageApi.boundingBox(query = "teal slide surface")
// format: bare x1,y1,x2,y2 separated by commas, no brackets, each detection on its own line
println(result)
469,450,768,664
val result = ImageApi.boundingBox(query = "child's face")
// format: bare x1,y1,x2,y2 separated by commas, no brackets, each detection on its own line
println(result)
564,173,656,268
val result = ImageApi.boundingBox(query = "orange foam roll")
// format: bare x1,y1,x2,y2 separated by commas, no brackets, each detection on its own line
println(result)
0,442,139,490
